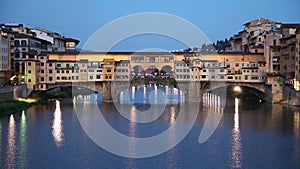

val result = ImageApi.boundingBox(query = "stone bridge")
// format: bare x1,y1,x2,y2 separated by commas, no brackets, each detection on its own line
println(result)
45,81,202,102
45,76,284,103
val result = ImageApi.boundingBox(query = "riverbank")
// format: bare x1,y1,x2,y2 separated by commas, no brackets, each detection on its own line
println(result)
0,99,44,117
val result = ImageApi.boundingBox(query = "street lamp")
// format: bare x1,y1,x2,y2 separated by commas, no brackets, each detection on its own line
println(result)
233,86,242,93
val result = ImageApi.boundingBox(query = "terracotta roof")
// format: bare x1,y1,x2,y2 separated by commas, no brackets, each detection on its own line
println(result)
244,18,279,27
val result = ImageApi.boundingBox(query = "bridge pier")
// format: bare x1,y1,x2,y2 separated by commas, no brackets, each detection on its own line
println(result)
264,75,284,103
102,81,112,102
178,81,202,103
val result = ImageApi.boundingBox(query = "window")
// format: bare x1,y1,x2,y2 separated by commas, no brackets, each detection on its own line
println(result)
66,70,69,73
41,77,44,82
57,64,61,68
49,77,53,81
41,62,44,66
96,75,101,79
273,40,277,46
28,62,31,66
49,63,53,67
28,79,31,83
28,70,31,74
14,41,20,46
57,70,60,73
49,70,53,74
21,40,27,46
57,77,60,80
90,76,93,80
107,69,112,72
41,70,44,73
131,56,144,63
66,64,70,68
66,42,76,48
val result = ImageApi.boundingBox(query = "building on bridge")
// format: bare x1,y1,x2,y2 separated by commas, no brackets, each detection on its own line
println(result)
20,51,269,92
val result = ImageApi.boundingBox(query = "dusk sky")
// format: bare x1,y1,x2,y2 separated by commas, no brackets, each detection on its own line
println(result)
1,0,300,51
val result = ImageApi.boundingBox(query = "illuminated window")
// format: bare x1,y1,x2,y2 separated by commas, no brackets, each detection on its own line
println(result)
66,42,76,48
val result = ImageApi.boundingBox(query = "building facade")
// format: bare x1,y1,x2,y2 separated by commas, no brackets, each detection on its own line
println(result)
21,52,267,91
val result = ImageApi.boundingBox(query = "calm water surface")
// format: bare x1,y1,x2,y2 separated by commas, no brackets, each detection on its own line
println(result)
0,93,300,169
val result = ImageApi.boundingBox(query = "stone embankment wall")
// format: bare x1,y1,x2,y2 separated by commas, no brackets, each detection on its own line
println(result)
0,85,28,101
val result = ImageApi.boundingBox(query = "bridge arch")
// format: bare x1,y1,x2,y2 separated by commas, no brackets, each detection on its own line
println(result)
208,82,267,99
132,65,144,76
161,65,173,75
44,82,106,94
145,65,159,75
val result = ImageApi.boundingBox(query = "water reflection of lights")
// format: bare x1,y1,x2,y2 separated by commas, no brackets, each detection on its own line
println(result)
52,100,64,147
131,86,135,101
170,106,176,124
231,97,243,168
128,106,137,157
202,93,223,114
19,110,27,168
200,93,224,143
167,106,178,169
6,115,16,168
294,112,300,139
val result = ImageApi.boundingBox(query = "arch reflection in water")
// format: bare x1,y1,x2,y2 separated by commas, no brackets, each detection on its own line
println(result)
199,93,224,143
120,85,184,105
6,115,16,168
231,97,243,168
73,93,102,104
52,100,64,147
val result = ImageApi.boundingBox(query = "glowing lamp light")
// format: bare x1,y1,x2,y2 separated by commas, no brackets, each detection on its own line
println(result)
10,75,16,81
233,86,242,93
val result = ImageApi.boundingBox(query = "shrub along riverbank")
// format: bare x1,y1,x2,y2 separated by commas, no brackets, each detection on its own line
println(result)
0,87,98,117
0,99,44,117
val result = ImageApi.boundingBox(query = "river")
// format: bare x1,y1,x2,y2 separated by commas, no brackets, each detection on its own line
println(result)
0,88,300,168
